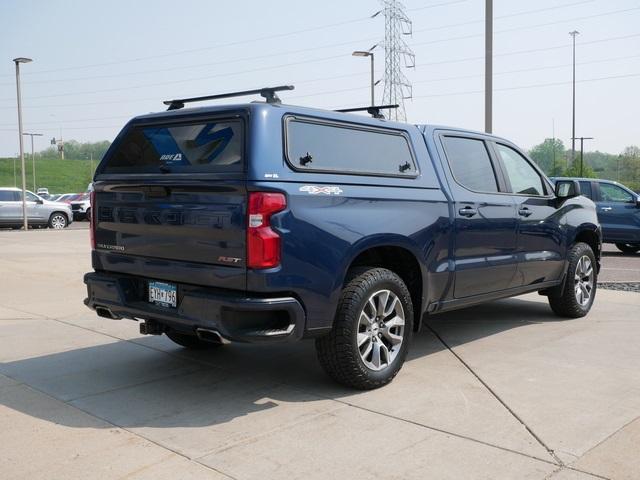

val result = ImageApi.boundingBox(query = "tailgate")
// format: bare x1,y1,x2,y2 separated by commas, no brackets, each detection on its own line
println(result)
94,182,246,289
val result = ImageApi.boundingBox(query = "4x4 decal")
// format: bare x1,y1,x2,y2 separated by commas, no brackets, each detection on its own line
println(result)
299,185,343,195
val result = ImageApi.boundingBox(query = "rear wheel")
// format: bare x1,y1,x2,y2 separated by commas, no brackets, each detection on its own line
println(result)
315,267,413,390
85,208,91,222
615,243,640,254
165,330,223,350
548,242,597,318
48,212,68,229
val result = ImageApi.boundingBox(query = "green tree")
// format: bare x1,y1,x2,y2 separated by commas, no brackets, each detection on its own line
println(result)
618,146,640,192
36,140,110,161
529,138,566,176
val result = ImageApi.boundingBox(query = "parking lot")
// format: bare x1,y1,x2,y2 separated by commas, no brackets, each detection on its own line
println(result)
1,228,639,479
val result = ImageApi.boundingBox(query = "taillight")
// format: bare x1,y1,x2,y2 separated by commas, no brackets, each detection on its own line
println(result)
89,190,96,249
247,192,286,269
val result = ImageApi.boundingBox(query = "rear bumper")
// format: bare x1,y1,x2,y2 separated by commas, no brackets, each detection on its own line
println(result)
83,271,306,343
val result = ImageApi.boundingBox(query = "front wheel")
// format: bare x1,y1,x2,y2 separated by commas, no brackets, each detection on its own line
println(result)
48,212,68,229
315,267,413,390
615,243,640,254
548,242,597,318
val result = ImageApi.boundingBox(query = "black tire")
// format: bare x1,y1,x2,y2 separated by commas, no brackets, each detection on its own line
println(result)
315,267,413,390
548,242,597,318
85,208,91,222
165,329,223,350
615,243,640,254
48,212,68,229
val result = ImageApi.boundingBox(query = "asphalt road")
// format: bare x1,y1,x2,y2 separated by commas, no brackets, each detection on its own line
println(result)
1,229,639,479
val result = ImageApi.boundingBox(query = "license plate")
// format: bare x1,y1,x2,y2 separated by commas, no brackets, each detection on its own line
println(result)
148,281,177,308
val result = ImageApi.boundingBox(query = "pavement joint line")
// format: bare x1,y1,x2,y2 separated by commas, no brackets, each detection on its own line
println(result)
323,395,562,467
28,314,566,468
562,466,611,480
8,309,628,477
192,404,348,460
65,364,207,403
0,372,239,480
0,304,47,319
424,322,565,466
19,313,563,467
543,466,564,480
568,413,640,467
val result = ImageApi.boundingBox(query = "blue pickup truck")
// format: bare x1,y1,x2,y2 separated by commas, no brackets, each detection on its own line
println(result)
84,86,601,389
551,177,640,254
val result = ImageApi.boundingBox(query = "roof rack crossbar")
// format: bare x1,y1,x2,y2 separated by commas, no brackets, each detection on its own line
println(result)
335,104,399,119
163,85,294,111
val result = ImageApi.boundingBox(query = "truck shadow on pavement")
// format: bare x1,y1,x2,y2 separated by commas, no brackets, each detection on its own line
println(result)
0,296,571,433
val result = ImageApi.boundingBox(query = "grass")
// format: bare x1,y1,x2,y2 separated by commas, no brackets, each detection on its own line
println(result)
0,157,95,193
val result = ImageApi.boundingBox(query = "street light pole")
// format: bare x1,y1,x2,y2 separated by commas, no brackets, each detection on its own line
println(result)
352,46,378,106
569,30,580,166
23,132,43,191
485,0,493,134
13,57,32,231
572,136,594,177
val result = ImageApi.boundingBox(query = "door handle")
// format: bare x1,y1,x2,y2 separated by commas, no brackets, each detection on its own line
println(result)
458,207,477,217
601,207,612,212
518,207,533,217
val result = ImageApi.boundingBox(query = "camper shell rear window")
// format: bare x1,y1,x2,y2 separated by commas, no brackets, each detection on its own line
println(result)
101,118,244,174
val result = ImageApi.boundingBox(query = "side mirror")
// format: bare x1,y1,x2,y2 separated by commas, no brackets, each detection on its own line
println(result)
555,180,581,199
36,198,44,204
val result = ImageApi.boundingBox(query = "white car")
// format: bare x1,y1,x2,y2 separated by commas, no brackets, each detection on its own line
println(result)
0,187,73,229
69,192,91,220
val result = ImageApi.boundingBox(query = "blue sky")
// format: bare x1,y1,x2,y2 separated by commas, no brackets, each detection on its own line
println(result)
1,0,639,157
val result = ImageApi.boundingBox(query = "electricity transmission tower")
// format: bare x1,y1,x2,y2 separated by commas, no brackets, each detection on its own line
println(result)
377,0,415,121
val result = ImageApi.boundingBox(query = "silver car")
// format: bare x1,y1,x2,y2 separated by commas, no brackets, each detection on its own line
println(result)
0,187,73,229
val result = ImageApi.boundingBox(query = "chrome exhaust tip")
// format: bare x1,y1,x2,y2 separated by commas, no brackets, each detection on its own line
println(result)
96,306,120,320
195,328,231,345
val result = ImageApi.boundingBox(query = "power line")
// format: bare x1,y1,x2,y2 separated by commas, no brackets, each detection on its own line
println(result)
0,0,622,95
0,16,375,79
6,62,640,128
411,72,640,99
410,6,640,47
290,53,640,100
0,0,597,84
412,32,640,68
4,30,638,105
0,2,463,79
0,52,349,102
412,0,596,33
0,69,636,134
0,35,380,87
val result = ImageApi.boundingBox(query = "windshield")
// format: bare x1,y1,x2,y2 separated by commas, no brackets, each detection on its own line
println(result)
101,118,244,174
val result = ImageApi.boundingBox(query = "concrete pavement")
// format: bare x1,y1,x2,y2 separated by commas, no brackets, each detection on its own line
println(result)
0,229,638,479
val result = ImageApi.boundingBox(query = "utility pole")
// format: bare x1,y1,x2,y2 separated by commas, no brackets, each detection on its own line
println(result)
23,132,43,191
13,57,32,231
485,0,493,133
569,30,580,166
552,118,556,175
572,136,593,177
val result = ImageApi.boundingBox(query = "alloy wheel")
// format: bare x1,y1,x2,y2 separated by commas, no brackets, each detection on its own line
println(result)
357,289,405,371
574,255,594,306
50,214,67,229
